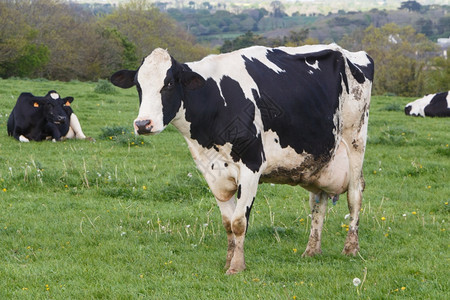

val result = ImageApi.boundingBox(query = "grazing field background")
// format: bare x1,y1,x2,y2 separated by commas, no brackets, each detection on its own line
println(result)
0,78,448,299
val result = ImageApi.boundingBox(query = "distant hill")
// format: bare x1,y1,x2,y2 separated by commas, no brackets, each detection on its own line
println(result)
265,5,450,43
162,2,449,47
68,1,450,47
70,1,450,15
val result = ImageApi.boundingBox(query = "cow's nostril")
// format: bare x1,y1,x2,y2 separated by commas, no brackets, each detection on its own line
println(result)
135,119,153,134
135,119,150,128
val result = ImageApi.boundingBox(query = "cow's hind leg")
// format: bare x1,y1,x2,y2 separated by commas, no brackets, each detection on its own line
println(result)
216,196,236,270
70,113,86,139
342,135,367,255
342,173,363,255
302,191,328,257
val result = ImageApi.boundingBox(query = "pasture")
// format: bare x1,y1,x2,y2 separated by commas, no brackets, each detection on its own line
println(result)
0,78,448,299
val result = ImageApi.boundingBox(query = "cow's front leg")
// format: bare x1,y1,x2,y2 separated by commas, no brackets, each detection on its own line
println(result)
45,122,62,141
302,191,328,257
226,172,258,275
216,196,236,270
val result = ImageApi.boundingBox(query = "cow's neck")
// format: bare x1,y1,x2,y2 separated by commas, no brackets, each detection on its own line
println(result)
170,105,191,138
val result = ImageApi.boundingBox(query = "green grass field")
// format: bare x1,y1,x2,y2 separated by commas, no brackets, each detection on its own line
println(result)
0,78,448,299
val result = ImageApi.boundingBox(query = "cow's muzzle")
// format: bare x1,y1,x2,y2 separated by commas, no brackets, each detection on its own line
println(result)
134,119,154,135
54,116,66,124
404,105,412,115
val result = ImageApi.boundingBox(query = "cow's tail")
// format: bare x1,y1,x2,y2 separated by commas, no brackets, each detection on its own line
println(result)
7,108,14,136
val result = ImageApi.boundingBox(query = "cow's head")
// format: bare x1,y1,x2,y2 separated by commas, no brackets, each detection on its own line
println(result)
110,48,205,135
37,91,68,125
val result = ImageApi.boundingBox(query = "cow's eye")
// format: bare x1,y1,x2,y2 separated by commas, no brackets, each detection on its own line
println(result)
161,81,174,92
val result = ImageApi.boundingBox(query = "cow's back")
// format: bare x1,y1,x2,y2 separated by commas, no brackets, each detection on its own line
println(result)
424,91,450,117
8,93,47,141
187,45,373,185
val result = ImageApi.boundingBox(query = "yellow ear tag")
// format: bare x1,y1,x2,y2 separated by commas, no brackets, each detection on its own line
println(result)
33,102,39,107
65,101,71,106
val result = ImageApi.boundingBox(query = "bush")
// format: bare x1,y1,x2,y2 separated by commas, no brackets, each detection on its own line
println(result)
99,125,147,146
94,80,117,94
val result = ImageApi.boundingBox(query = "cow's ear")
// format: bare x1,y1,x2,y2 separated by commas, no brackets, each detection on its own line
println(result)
111,70,136,89
32,99,46,108
63,97,74,106
181,71,205,90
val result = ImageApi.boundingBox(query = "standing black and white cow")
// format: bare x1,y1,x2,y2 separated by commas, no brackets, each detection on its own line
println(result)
405,91,450,117
7,91,87,142
111,44,374,274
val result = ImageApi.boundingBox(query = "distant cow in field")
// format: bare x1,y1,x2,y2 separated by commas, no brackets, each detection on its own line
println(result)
405,91,450,117
7,91,87,142
111,44,374,274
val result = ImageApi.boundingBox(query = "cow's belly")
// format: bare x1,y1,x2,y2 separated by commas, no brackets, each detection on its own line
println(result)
260,132,349,195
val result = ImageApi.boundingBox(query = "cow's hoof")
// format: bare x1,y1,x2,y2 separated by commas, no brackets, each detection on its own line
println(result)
301,248,322,257
342,246,359,256
19,135,29,142
225,268,243,275
343,231,359,255
225,264,245,275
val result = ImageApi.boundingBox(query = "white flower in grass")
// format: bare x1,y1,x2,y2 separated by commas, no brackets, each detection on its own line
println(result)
121,232,126,236
353,277,361,286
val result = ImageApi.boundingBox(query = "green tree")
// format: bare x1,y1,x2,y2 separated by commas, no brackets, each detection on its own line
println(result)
1,0,123,80
0,2,49,78
219,31,266,53
423,56,450,93
99,0,209,64
341,23,438,96
400,1,422,12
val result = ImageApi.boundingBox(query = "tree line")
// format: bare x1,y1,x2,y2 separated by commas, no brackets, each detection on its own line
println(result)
221,23,448,97
0,0,209,81
0,0,448,96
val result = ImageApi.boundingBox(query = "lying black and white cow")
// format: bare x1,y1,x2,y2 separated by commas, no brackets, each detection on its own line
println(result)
7,91,87,142
111,44,374,274
405,91,450,117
